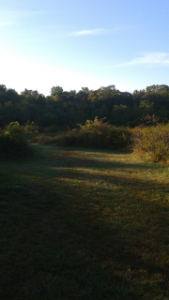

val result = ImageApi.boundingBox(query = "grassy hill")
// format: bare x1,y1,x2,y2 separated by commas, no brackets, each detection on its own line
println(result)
0,145,169,299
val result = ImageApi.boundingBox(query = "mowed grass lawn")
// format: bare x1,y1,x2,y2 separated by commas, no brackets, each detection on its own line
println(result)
0,145,169,300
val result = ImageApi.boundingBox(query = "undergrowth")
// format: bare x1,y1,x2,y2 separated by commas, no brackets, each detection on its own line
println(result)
132,120,169,163
0,122,33,157
30,115,169,164
31,117,132,150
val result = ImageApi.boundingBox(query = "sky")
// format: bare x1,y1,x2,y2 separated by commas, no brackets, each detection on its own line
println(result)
0,0,169,95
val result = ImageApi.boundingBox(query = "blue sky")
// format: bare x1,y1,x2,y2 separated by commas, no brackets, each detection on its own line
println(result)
0,0,169,95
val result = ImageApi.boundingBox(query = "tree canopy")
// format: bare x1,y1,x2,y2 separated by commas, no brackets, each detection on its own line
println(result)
0,83,169,129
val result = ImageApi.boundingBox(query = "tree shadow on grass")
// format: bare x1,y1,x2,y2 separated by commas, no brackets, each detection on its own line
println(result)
50,149,160,171
45,171,169,299
1,150,169,299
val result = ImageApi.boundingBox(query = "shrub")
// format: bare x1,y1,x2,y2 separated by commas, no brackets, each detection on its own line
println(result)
0,122,32,157
30,118,132,150
56,117,132,149
132,124,169,162
44,125,59,133
30,134,57,145
24,121,38,134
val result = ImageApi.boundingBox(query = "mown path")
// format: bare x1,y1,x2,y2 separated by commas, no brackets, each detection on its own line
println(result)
0,145,169,300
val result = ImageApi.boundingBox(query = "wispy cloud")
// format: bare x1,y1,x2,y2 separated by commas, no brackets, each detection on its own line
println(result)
110,52,169,68
70,28,105,36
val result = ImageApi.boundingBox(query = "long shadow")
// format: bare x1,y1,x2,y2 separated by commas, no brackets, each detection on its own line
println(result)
50,149,161,171
1,150,169,299
44,171,169,298
50,167,169,191
0,173,136,299
56,146,128,154
42,173,169,298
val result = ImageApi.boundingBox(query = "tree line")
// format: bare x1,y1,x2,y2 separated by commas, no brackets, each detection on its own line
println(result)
0,84,169,130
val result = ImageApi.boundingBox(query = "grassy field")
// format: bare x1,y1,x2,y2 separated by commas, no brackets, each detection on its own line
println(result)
0,145,169,300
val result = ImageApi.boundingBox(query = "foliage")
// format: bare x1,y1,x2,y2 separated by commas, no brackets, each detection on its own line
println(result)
140,114,168,126
51,85,63,95
31,115,169,164
30,134,57,145
53,117,132,149
24,121,38,134
44,125,59,133
139,100,154,109
1,83,169,129
132,124,169,162
0,122,32,156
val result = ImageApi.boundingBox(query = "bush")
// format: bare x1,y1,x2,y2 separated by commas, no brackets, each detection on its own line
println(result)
0,122,32,157
56,117,132,149
30,134,57,145
24,121,38,134
30,118,132,150
44,125,59,133
132,124,169,162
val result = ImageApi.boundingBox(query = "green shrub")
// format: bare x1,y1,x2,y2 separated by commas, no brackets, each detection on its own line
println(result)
56,117,132,149
0,122,32,157
31,118,132,150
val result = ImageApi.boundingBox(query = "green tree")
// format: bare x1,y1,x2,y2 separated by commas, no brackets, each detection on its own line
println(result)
51,86,63,96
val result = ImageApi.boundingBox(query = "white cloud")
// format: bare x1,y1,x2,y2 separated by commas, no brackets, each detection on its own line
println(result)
110,52,169,68
70,28,104,36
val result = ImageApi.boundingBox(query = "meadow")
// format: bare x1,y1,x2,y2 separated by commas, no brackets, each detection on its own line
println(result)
1,145,169,300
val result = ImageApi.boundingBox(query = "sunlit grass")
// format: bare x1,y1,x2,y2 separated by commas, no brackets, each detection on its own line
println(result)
0,145,169,299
